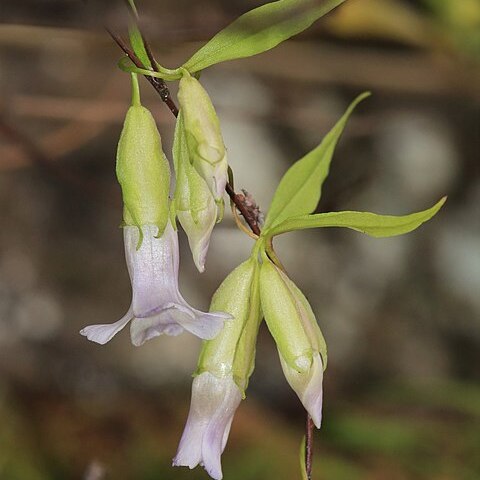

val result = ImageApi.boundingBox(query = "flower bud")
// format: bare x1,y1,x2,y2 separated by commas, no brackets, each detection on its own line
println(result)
177,71,228,203
116,74,170,238
174,259,262,479
259,256,327,428
173,112,218,272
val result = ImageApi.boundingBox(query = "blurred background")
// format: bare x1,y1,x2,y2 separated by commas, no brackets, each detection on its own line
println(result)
0,0,479,479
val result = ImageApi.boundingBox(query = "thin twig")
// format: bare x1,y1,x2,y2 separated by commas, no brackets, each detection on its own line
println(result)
106,28,179,116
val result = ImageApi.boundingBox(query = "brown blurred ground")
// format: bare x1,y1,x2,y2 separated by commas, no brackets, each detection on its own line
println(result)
0,1,479,479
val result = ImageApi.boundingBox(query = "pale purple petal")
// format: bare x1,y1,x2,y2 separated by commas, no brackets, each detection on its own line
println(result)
130,309,185,346
84,221,230,346
80,307,133,345
172,304,231,340
173,373,242,480
124,223,180,316
131,302,230,345
177,195,217,273
201,377,241,480
280,351,324,428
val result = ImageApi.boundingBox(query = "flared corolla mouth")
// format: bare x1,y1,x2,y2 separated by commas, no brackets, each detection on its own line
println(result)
134,301,184,318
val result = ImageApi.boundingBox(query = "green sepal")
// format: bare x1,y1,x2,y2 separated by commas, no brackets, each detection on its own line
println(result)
263,92,370,230
265,197,447,239
173,111,216,224
183,0,347,73
116,75,171,246
259,251,327,373
196,258,262,395
169,201,178,231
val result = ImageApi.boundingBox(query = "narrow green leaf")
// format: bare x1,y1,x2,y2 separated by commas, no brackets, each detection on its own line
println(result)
267,197,447,238
263,92,369,230
128,24,153,69
183,0,346,72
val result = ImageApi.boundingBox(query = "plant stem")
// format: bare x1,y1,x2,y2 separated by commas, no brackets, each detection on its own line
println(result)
305,414,314,479
106,19,314,478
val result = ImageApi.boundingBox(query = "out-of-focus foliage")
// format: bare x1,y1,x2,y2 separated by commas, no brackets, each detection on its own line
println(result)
327,0,480,58
1,381,479,479
422,0,480,57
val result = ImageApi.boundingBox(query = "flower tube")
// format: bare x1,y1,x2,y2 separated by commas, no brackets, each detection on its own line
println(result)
80,74,230,345
81,222,230,345
174,259,262,479
173,111,218,272
259,255,327,428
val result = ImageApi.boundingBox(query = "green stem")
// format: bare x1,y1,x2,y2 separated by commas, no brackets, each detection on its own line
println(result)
130,73,141,106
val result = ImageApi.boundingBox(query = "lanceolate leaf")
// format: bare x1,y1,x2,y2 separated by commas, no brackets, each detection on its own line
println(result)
128,24,153,69
266,197,446,238
263,92,369,230
183,0,347,73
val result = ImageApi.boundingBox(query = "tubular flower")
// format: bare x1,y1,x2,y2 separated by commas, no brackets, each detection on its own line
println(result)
177,71,228,203
259,255,327,428
173,111,218,272
80,222,230,346
80,74,230,346
174,259,262,479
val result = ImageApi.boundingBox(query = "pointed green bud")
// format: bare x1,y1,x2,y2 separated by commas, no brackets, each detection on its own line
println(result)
116,74,171,239
177,70,228,203
260,255,327,427
197,258,262,393
173,112,218,272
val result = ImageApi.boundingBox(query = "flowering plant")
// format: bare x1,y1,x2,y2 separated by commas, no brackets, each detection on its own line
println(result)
82,1,446,478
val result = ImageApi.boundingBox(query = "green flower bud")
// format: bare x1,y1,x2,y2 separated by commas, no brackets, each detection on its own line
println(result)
174,112,218,273
197,258,262,393
116,74,170,239
177,70,228,203
260,255,327,427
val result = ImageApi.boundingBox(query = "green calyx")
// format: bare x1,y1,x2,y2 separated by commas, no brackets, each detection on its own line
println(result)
196,258,262,395
116,74,171,244
177,70,228,202
259,251,327,373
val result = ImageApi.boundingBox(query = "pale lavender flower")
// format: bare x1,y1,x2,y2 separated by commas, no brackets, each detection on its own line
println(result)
279,351,324,428
173,372,242,480
80,222,230,346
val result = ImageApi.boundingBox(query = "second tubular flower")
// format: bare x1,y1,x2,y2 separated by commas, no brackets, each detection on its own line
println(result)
173,258,262,480
173,111,218,273
259,253,327,428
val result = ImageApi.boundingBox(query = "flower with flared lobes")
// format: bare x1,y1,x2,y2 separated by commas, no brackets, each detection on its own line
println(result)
174,259,262,480
80,222,231,346
80,74,230,345
177,71,228,203
173,111,218,272
259,255,327,428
